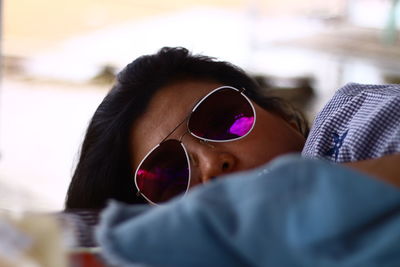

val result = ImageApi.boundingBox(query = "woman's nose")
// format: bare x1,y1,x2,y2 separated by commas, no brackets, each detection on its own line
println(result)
187,139,237,185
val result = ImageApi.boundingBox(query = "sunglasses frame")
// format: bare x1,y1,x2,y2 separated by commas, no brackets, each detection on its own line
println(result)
134,86,257,205
188,86,257,142
134,140,191,205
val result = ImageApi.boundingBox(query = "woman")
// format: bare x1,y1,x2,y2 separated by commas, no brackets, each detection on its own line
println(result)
66,47,400,266
65,47,309,209
66,47,400,210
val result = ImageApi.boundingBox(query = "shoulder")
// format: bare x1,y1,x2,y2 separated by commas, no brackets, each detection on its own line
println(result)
322,83,400,111
336,82,400,97
303,83,400,162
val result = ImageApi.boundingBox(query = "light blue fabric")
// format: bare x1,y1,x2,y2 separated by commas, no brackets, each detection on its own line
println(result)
96,155,400,267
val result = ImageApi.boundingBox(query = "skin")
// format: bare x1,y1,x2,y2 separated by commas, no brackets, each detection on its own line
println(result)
344,154,400,187
130,79,400,196
130,79,306,188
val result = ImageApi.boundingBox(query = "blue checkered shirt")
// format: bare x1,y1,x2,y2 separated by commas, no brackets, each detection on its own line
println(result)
302,83,400,162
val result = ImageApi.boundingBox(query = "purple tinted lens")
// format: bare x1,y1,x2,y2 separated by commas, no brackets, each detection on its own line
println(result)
136,140,189,203
188,88,255,140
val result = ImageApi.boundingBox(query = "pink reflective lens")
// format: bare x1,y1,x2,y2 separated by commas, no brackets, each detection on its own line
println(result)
188,87,255,141
135,140,190,204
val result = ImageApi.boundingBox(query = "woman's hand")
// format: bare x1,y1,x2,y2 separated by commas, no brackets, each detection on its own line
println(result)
343,154,400,187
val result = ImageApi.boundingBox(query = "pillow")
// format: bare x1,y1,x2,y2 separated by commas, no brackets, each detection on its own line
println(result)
97,155,400,267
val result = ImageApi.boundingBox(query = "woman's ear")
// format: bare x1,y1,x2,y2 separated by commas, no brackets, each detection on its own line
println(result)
287,115,308,138
287,119,300,132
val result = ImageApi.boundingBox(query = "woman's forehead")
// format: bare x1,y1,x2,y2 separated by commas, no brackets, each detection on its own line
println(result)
130,80,223,167
141,80,223,134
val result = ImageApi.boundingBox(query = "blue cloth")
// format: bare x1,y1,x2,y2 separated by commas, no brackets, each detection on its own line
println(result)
302,83,400,162
96,156,400,267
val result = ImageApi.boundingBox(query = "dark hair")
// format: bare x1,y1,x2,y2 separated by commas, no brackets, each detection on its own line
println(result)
65,47,308,209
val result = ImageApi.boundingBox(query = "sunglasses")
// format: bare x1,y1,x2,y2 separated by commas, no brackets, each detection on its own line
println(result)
134,86,256,205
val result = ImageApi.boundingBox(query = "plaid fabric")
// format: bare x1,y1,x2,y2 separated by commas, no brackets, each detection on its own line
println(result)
302,83,400,162
58,210,101,248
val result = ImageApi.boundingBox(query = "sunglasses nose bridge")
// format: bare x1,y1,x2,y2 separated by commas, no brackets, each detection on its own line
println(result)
178,129,191,143
184,137,237,185
199,151,236,184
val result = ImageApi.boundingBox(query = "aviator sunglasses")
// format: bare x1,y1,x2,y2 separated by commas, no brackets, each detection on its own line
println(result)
134,86,256,205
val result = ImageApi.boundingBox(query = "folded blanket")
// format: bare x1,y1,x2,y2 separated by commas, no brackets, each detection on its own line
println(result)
96,155,400,267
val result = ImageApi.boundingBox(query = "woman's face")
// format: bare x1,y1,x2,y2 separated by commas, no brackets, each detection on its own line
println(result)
130,79,306,188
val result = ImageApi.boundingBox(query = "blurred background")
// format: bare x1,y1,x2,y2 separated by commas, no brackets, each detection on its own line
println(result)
1,0,399,211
